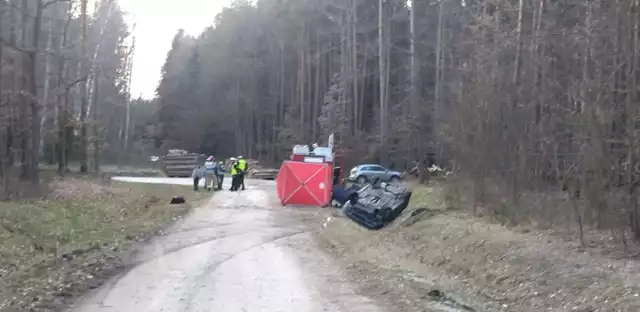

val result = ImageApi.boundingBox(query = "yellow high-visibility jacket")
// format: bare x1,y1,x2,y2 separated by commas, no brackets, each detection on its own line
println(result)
230,162,238,175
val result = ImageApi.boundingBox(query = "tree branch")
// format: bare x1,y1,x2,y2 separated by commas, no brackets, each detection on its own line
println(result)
44,0,70,9
429,0,447,6
0,37,31,54
66,75,90,91
0,0,69,20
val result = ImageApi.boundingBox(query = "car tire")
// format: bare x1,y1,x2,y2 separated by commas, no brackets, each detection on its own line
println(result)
356,175,367,184
389,176,401,183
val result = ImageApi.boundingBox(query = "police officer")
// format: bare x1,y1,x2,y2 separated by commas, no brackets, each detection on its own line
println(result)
237,156,248,191
229,157,239,191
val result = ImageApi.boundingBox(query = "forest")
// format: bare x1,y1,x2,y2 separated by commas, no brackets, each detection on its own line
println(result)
156,0,640,245
0,0,158,198
1,0,640,244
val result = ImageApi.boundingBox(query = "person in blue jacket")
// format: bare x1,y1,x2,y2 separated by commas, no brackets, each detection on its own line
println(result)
216,161,225,190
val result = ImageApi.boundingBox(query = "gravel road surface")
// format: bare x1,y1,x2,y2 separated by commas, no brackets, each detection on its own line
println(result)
69,178,384,312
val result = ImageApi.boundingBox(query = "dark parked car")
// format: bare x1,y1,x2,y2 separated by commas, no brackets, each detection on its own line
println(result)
342,180,412,230
347,164,401,184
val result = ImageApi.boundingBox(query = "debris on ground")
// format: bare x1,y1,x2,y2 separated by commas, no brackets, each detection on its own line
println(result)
398,207,438,227
322,217,332,228
170,196,186,204
403,163,452,183
427,289,476,311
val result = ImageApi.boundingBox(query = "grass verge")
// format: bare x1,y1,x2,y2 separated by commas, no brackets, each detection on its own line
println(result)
314,183,640,312
0,178,208,312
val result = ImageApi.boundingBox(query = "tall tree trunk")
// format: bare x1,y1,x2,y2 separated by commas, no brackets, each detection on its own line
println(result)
351,0,359,137
79,0,89,172
409,0,419,161
631,0,640,238
0,0,7,198
434,0,444,146
532,0,545,124
123,35,135,153
56,9,72,174
409,0,418,115
28,0,44,184
92,72,100,173
378,0,387,162
513,0,524,85
40,8,54,157
359,38,368,133
87,1,116,117
18,0,29,178
312,32,321,141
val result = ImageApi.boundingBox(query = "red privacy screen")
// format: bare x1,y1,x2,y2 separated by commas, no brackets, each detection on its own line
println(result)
276,160,332,207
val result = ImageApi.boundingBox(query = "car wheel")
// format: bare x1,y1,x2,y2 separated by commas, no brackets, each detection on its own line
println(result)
356,175,367,184
390,176,400,183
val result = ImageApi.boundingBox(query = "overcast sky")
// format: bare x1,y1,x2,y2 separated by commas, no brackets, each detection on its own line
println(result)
120,0,231,99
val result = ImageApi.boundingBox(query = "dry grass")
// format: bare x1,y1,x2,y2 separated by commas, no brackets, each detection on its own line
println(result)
315,183,640,312
0,177,208,312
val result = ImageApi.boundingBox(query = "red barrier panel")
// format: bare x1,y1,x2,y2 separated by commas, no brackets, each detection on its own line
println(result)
276,160,332,207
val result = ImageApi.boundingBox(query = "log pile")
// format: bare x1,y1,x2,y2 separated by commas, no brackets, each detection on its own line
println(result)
163,151,202,177
247,159,278,180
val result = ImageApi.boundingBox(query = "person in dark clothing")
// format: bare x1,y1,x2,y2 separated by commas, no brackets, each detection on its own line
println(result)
332,163,341,186
237,156,247,190
191,165,203,191
230,158,241,191
331,183,361,207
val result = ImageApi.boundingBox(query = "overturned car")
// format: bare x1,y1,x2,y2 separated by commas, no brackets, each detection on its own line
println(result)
341,178,412,230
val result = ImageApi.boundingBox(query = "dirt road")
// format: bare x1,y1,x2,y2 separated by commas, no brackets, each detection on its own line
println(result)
68,179,384,312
